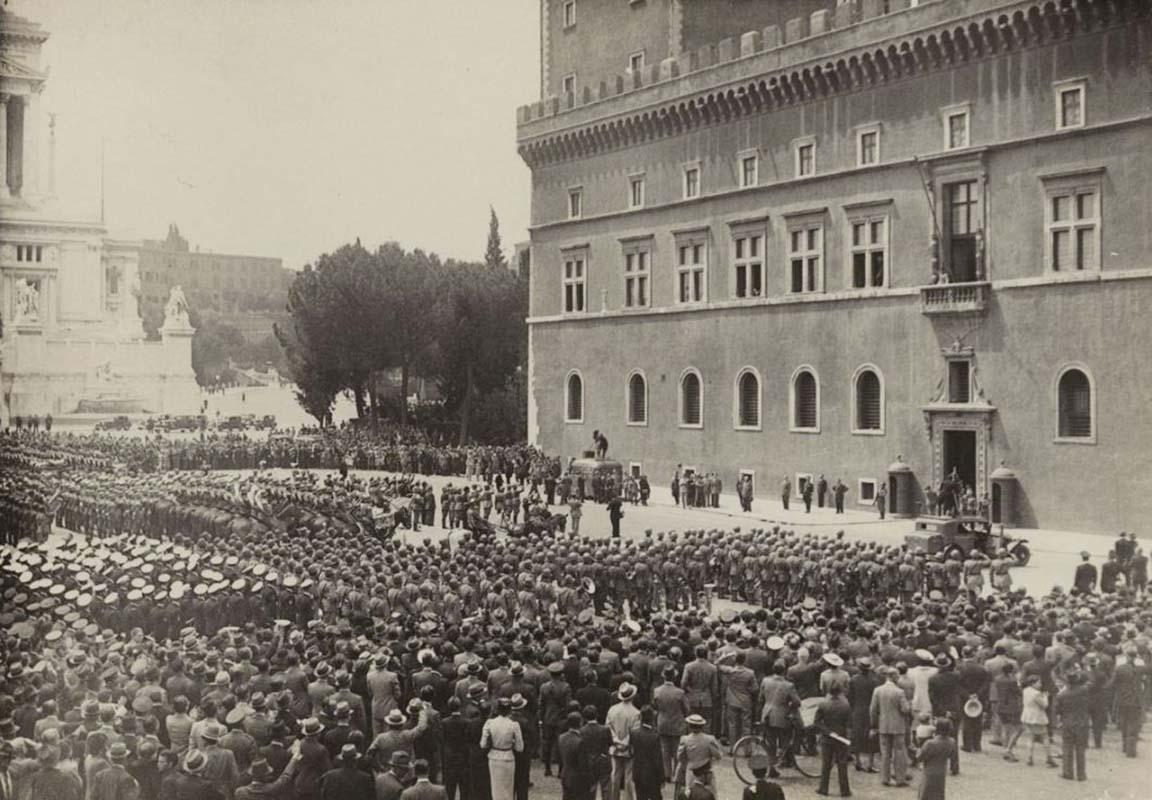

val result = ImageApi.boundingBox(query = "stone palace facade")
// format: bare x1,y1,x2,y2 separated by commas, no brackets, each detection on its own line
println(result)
517,0,1152,532
0,9,197,419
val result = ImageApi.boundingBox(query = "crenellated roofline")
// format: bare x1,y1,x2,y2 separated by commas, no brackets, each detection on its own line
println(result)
516,0,1149,168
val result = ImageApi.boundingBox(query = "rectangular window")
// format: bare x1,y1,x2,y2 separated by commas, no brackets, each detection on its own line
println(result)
739,154,758,188
732,229,764,299
563,1,576,28
622,243,650,309
944,180,980,282
946,109,969,149
849,216,888,288
628,174,645,209
788,224,823,294
562,73,576,95
948,360,971,403
674,233,707,304
1046,179,1100,272
1056,80,1085,130
567,187,582,219
629,51,645,73
857,127,880,167
795,140,815,178
683,166,700,199
859,479,877,503
562,253,586,314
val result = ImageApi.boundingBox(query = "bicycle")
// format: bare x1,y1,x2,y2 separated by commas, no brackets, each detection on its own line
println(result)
732,719,822,783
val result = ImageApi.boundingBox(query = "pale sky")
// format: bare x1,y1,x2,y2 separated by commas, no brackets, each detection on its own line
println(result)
16,0,539,268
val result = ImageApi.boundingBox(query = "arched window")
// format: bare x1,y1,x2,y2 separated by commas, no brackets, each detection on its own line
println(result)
680,370,703,428
854,367,883,432
735,368,761,429
791,368,819,431
627,372,647,425
1057,367,1093,439
565,372,583,423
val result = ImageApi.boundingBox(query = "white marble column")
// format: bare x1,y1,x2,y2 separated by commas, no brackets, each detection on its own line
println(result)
0,94,9,199
22,91,40,200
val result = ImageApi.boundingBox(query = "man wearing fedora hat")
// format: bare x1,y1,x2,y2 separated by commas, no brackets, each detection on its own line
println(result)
235,748,302,800
200,721,240,799
318,743,372,800
1053,670,1092,782
295,718,332,800
673,714,721,800
16,742,82,800
368,707,429,774
376,751,412,800
170,749,218,800
605,683,641,800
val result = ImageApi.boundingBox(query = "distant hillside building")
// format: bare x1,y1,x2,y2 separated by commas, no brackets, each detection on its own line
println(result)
137,224,292,323
517,0,1152,533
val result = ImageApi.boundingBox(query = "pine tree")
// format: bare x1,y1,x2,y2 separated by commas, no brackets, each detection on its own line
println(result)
484,206,507,269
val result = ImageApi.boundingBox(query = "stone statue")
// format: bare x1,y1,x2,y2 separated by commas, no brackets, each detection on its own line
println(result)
163,285,190,327
15,278,40,322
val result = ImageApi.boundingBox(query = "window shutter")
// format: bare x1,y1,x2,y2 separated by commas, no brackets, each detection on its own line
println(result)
1059,370,1092,437
856,371,881,430
739,373,759,427
795,372,817,428
682,375,701,425
567,375,582,421
629,375,646,423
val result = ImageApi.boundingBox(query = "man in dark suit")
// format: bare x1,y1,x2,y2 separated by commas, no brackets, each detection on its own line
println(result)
1053,671,1092,781
927,654,962,775
1073,552,1097,593
558,712,592,800
580,705,612,800
680,647,718,734
440,699,471,800
540,663,572,777
1112,650,1145,758
955,648,990,753
318,744,373,800
814,684,852,798
631,706,664,800
651,667,689,781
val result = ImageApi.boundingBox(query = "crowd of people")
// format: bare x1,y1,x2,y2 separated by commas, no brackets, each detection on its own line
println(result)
0,431,1148,800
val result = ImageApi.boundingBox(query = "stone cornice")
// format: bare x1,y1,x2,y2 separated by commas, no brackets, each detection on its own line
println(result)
517,0,1148,168
0,11,50,46
526,267,1152,326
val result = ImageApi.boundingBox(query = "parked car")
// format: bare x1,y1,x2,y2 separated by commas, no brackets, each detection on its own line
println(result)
95,415,132,431
256,414,277,430
217,415,248,431
905,515,1031,566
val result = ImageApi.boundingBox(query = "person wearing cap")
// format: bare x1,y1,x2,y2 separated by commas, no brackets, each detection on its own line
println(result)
90,742,140,800
673,714,721,800
317,744,372,800
480,698,523,800
813,682,852,797
605,683,641,800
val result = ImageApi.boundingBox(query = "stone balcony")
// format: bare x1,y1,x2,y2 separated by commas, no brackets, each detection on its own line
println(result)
920,281,990,316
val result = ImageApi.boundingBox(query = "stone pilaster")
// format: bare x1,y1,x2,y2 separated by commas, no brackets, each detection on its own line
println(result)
0,95,9,198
